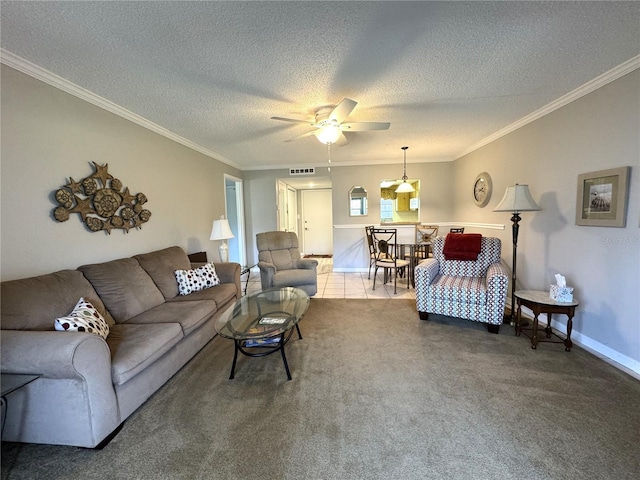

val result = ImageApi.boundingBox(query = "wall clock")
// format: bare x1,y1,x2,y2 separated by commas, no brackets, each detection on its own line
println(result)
473,172,492,207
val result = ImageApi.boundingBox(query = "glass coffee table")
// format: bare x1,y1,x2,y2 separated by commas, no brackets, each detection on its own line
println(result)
215,287,310,380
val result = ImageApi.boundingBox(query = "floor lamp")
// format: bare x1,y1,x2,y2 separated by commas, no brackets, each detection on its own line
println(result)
493,184,541,325
210,216,234,263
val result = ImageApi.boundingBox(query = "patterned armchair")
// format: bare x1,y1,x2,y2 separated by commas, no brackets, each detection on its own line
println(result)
414,236,508,333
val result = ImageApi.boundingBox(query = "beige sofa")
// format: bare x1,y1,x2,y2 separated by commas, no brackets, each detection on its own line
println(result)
1,246,241,448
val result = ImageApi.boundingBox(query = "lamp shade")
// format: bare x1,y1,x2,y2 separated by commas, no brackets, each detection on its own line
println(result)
316,125,342,145
395,181,415,193
493,184,541,213
210,218,234,240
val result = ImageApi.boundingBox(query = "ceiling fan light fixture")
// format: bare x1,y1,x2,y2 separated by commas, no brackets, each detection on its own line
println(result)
316,125,342,145
395,146,415,193
274,98,389,144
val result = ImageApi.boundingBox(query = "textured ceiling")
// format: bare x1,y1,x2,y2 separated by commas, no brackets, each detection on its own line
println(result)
1,1,639,171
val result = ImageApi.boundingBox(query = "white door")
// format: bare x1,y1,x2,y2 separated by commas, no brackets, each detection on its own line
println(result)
301,189,332,255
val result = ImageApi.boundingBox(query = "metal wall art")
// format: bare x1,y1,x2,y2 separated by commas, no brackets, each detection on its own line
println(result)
53,162,151,234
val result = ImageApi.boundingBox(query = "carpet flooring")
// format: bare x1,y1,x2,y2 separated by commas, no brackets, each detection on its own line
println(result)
2,299,639,480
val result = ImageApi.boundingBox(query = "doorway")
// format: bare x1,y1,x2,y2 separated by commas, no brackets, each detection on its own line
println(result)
224,174,246,266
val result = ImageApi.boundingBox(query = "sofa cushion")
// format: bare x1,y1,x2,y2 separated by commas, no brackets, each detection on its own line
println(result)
175,263,220,296
133,247,191,299
433,236,502,277
429,275,487,305
54,297,110,339
79,258,165,323
1,270,114,330
107,323,183,385
273,269,317,288
257,231,300,271
124,300,217,337
134,246,192,300
166,282,237,310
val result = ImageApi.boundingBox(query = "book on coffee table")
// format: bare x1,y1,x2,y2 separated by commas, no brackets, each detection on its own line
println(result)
258,316,288,325
244,336,281,347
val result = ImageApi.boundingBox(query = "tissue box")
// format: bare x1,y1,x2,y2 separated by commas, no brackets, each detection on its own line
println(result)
550,285,574,302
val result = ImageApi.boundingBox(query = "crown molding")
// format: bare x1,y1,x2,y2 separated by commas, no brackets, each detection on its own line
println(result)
4,48,637,170
0,49,241,170
456,54,640,159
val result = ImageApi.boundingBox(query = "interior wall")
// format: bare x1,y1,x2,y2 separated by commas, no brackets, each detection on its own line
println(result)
244,162,455,267
243,167,332,264
330,162,455,270
331,162,456,226
0,66,242,280
4,60,637,374
453,70,640,372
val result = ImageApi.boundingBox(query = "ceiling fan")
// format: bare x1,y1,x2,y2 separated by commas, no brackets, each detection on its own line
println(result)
271,98,390,145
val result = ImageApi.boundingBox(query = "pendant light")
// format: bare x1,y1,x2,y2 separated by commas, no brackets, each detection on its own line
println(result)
395,146,415,193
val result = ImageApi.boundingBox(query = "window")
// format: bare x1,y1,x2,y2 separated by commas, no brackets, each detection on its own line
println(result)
380,199,393,222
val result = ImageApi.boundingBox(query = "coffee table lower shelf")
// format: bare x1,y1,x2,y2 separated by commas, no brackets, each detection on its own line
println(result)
229,324,302,381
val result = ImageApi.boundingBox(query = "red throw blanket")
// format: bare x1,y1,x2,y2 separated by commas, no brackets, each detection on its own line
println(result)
443,233,482,261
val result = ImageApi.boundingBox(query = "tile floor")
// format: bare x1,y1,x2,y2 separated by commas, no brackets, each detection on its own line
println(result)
244,258,416,300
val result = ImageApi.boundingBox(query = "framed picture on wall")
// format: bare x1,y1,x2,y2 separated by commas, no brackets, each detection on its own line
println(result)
575,166,630,227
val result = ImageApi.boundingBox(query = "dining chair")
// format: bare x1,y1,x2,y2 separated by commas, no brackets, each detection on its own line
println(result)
413,224,439,260
371,228,410,294
365,226,377,279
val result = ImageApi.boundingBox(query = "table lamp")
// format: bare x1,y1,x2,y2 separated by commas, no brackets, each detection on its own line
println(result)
210,216,234,263
493,184,541,325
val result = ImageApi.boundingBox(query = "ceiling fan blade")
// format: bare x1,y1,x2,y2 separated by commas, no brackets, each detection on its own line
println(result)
329,98,358,124
335,134,349,146
340,122,390,131
271,116,314,125
284,130,319,142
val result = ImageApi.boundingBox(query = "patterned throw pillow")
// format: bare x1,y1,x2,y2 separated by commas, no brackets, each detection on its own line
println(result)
54,297,110,339
174,262,220,295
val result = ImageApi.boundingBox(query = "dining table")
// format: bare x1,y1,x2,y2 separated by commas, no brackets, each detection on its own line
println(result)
389,242,430,287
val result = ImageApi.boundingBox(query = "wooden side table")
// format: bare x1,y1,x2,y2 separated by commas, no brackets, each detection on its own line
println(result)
514,290,579,351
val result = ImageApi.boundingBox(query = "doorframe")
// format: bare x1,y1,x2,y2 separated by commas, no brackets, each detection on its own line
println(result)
276,180,287,232
224,174,247,267
286,184,298,235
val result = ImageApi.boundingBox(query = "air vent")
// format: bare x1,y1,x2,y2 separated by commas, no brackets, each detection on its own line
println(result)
289,167,315,176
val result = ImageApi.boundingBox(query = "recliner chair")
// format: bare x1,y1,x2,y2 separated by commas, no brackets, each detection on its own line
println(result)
256,231,318,296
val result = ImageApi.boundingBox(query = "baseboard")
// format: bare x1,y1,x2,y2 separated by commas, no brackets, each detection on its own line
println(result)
515,303,640,380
